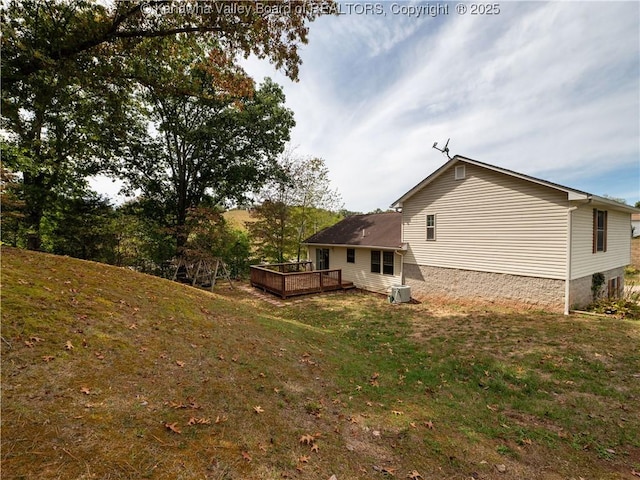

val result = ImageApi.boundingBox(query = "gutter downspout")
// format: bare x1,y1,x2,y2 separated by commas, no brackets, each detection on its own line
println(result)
395,249,405,285
564,206,579,315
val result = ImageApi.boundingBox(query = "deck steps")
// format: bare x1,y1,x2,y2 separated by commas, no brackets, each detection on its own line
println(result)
341,282,356,291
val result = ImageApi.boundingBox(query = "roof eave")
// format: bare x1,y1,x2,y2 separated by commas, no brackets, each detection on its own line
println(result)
588,195,640,213
390,155,636,211
302,242,407,251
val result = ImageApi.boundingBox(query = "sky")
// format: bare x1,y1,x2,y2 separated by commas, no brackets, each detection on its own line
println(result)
92,0,640,213
239,0,640,213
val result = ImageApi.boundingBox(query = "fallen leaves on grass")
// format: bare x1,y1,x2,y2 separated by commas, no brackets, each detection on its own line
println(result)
241,451,252,462
253,405,264,414
168,397,201,409
299,434,315,445
407,471,423,479
80,387,91,395
42,355,55,362
64,340,74,350
175,360,185,367
299,433,321,453
164,422,181,434
187,417,211,425
373,465,397,476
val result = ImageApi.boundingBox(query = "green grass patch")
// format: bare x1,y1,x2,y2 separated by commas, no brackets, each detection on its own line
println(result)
2,247,640,479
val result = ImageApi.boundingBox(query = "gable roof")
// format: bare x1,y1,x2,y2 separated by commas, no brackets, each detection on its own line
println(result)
390,155,640,213
303,212,405,250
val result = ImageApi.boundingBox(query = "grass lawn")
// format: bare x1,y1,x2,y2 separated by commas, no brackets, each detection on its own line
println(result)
2,247,639,479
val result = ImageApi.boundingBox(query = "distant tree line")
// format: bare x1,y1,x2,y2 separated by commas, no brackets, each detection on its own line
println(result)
2,148,345,278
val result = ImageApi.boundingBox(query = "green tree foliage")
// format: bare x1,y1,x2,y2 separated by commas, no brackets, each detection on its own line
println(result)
0,166,26,247
249,200,294,263
40,192,118,263
121,62,295,251
112,199,177,275
184,207,251,278
1,0,333,250
1,1,145,249
3,0,331,86
248,153,343,263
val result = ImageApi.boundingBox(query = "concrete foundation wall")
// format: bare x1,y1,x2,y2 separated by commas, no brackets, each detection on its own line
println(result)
404,263,565,312
568,266,625,309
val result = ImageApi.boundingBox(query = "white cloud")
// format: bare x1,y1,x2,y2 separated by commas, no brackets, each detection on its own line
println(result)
241,1,639,212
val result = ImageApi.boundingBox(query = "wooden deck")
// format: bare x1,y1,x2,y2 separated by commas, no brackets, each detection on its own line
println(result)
250,262,354,299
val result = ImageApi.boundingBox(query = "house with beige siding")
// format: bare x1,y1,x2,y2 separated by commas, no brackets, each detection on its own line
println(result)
390,155,639,313
303,212,406,294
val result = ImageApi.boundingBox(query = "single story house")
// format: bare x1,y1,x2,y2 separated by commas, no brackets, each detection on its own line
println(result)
306,155,639,313
303,212,406,294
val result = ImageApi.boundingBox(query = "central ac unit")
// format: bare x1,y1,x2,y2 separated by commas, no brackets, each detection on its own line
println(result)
390,285,411,304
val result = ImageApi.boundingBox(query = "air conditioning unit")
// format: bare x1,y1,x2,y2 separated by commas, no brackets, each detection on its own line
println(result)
390,285,411,304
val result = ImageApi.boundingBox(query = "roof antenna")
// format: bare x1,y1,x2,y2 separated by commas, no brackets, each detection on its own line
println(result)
432,138,452,159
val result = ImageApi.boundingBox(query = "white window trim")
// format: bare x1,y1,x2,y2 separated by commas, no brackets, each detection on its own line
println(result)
455,165,466,180
426,213,436,241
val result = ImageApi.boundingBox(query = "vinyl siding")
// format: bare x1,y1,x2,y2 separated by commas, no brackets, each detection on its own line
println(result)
570,205,631,279
402,163,569,279
308,246,402,294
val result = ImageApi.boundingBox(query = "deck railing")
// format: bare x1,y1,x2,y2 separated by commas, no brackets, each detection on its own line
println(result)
250,263,345,299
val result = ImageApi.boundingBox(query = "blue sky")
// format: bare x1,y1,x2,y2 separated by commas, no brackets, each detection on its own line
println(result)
242,0,640,212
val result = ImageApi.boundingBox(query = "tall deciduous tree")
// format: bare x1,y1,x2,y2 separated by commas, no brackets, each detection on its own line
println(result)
249,153,343,263
121,53,295,251
1,0,334,249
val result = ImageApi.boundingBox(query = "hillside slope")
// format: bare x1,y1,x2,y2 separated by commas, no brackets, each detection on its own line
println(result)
223,208,256,231
2,247,639,479
1,247,352,479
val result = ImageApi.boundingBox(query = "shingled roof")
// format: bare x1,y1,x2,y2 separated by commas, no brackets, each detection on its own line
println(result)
303,212,405,250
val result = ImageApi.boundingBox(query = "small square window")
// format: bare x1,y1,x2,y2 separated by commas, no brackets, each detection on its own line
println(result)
455,165,466,180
